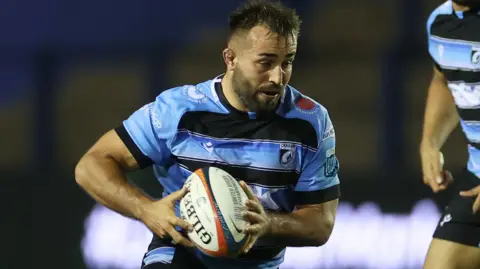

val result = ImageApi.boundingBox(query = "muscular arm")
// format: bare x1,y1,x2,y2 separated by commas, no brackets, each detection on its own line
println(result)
75,129,153,219
264,199,338,247
421,65,459,150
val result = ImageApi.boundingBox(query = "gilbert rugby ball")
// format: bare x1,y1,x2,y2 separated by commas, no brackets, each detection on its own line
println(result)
179,167,249,257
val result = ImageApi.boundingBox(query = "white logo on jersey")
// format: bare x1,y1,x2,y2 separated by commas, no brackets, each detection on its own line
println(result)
439,44,445,59
439,214,452,227
447,82,480,108
323,125,335,141
472,47,480,64
140,103,162,128
184,86,207,104
202,142,214,154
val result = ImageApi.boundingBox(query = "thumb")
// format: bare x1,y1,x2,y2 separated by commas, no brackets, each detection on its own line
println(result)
165,187,189,202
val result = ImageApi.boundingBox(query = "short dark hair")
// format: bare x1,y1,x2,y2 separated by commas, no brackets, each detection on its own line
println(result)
228,0,302,38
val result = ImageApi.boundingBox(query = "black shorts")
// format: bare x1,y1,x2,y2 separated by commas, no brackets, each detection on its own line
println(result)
141,239,207,269
141,235,283,269
433,169,480,247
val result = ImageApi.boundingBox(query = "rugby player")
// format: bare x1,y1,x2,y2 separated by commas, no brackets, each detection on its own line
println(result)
421,1,480,268
75,1,340,268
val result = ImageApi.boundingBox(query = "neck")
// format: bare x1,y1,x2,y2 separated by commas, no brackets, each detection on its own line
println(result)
221,72,249,112
452,2,471,11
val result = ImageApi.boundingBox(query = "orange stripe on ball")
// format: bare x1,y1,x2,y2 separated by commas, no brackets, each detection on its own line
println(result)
195,168,228,257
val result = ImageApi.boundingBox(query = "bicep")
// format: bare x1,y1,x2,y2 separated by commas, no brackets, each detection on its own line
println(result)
84,129,140,171
427,65,457,108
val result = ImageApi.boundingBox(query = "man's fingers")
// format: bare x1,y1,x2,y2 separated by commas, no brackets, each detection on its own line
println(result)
168,216,193,232
244,200,264,214
244,223,263,234
426,178,442,193
239,181,257,201
243,235,258,253
164,224,195,248
165,187,189,202
473,195,480,214
152,227,166,238
243,211,264,224
460,186,480,197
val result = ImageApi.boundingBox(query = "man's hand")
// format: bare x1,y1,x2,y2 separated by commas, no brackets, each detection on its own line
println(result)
239,181,271,254
420,143,453,193
140,188,195,248
460,186,480,214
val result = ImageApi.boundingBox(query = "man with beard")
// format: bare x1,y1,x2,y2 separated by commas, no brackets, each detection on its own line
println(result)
74,1,340,268
421,0,480,268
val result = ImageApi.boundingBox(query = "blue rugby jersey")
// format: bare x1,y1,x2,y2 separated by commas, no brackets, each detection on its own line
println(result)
427,1,480,178
115,75,340,269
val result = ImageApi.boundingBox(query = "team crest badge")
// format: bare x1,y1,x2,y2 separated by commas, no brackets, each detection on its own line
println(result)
183,86,208,104
325,148,339,177
279,143,296,168
472,47,480,65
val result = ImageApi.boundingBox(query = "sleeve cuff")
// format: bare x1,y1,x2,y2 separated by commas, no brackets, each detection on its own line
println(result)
114,125,153,169
294,184,340,205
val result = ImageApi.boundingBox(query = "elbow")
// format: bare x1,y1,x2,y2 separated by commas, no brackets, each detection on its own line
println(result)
311,218,335,246
75,154,92,188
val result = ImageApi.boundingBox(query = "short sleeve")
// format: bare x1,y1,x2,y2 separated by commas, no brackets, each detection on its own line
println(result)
115,89,182,168
294,111,340,205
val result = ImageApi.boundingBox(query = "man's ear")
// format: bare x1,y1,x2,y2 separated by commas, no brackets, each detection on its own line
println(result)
223,48,237,71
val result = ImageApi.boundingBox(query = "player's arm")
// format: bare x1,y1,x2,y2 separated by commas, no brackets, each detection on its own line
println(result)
420,65,458,192
263,194,337,246
241,111,340,251
240,182,338,250
75,91,194,247
75,129,151,219
420,65,459,151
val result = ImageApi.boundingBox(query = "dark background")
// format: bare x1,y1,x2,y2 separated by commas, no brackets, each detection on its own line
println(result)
0,0,469,268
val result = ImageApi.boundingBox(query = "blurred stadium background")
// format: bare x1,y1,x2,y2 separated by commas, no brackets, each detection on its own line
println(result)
0,0,469,268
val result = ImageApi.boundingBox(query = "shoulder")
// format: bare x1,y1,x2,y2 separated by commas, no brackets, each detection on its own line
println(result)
427,1,453,35
153,77,228,118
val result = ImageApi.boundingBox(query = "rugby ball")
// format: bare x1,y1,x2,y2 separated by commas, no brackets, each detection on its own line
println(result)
179,167,249,257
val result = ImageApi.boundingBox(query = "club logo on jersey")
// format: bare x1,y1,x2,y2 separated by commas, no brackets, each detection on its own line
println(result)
279,143,296,168
323,125,335,141
183,86,208,104
139,103,162,128
295,97,319,114
325,148,339,177
472,47,480,65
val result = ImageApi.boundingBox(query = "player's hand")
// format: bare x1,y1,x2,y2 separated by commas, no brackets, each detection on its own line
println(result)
239,181,272,254
420,143,453,193
460,185,480,214
139,187,195,248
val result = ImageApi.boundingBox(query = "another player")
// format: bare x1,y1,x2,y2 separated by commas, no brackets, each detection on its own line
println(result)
421,1,480,268
75,1,340,268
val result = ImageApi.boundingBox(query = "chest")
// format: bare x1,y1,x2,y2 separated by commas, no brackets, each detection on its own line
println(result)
168,111,317,187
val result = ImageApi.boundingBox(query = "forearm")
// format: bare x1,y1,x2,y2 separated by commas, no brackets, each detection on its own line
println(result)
421,71,459,150
75,153,152,219
264,210,333,247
